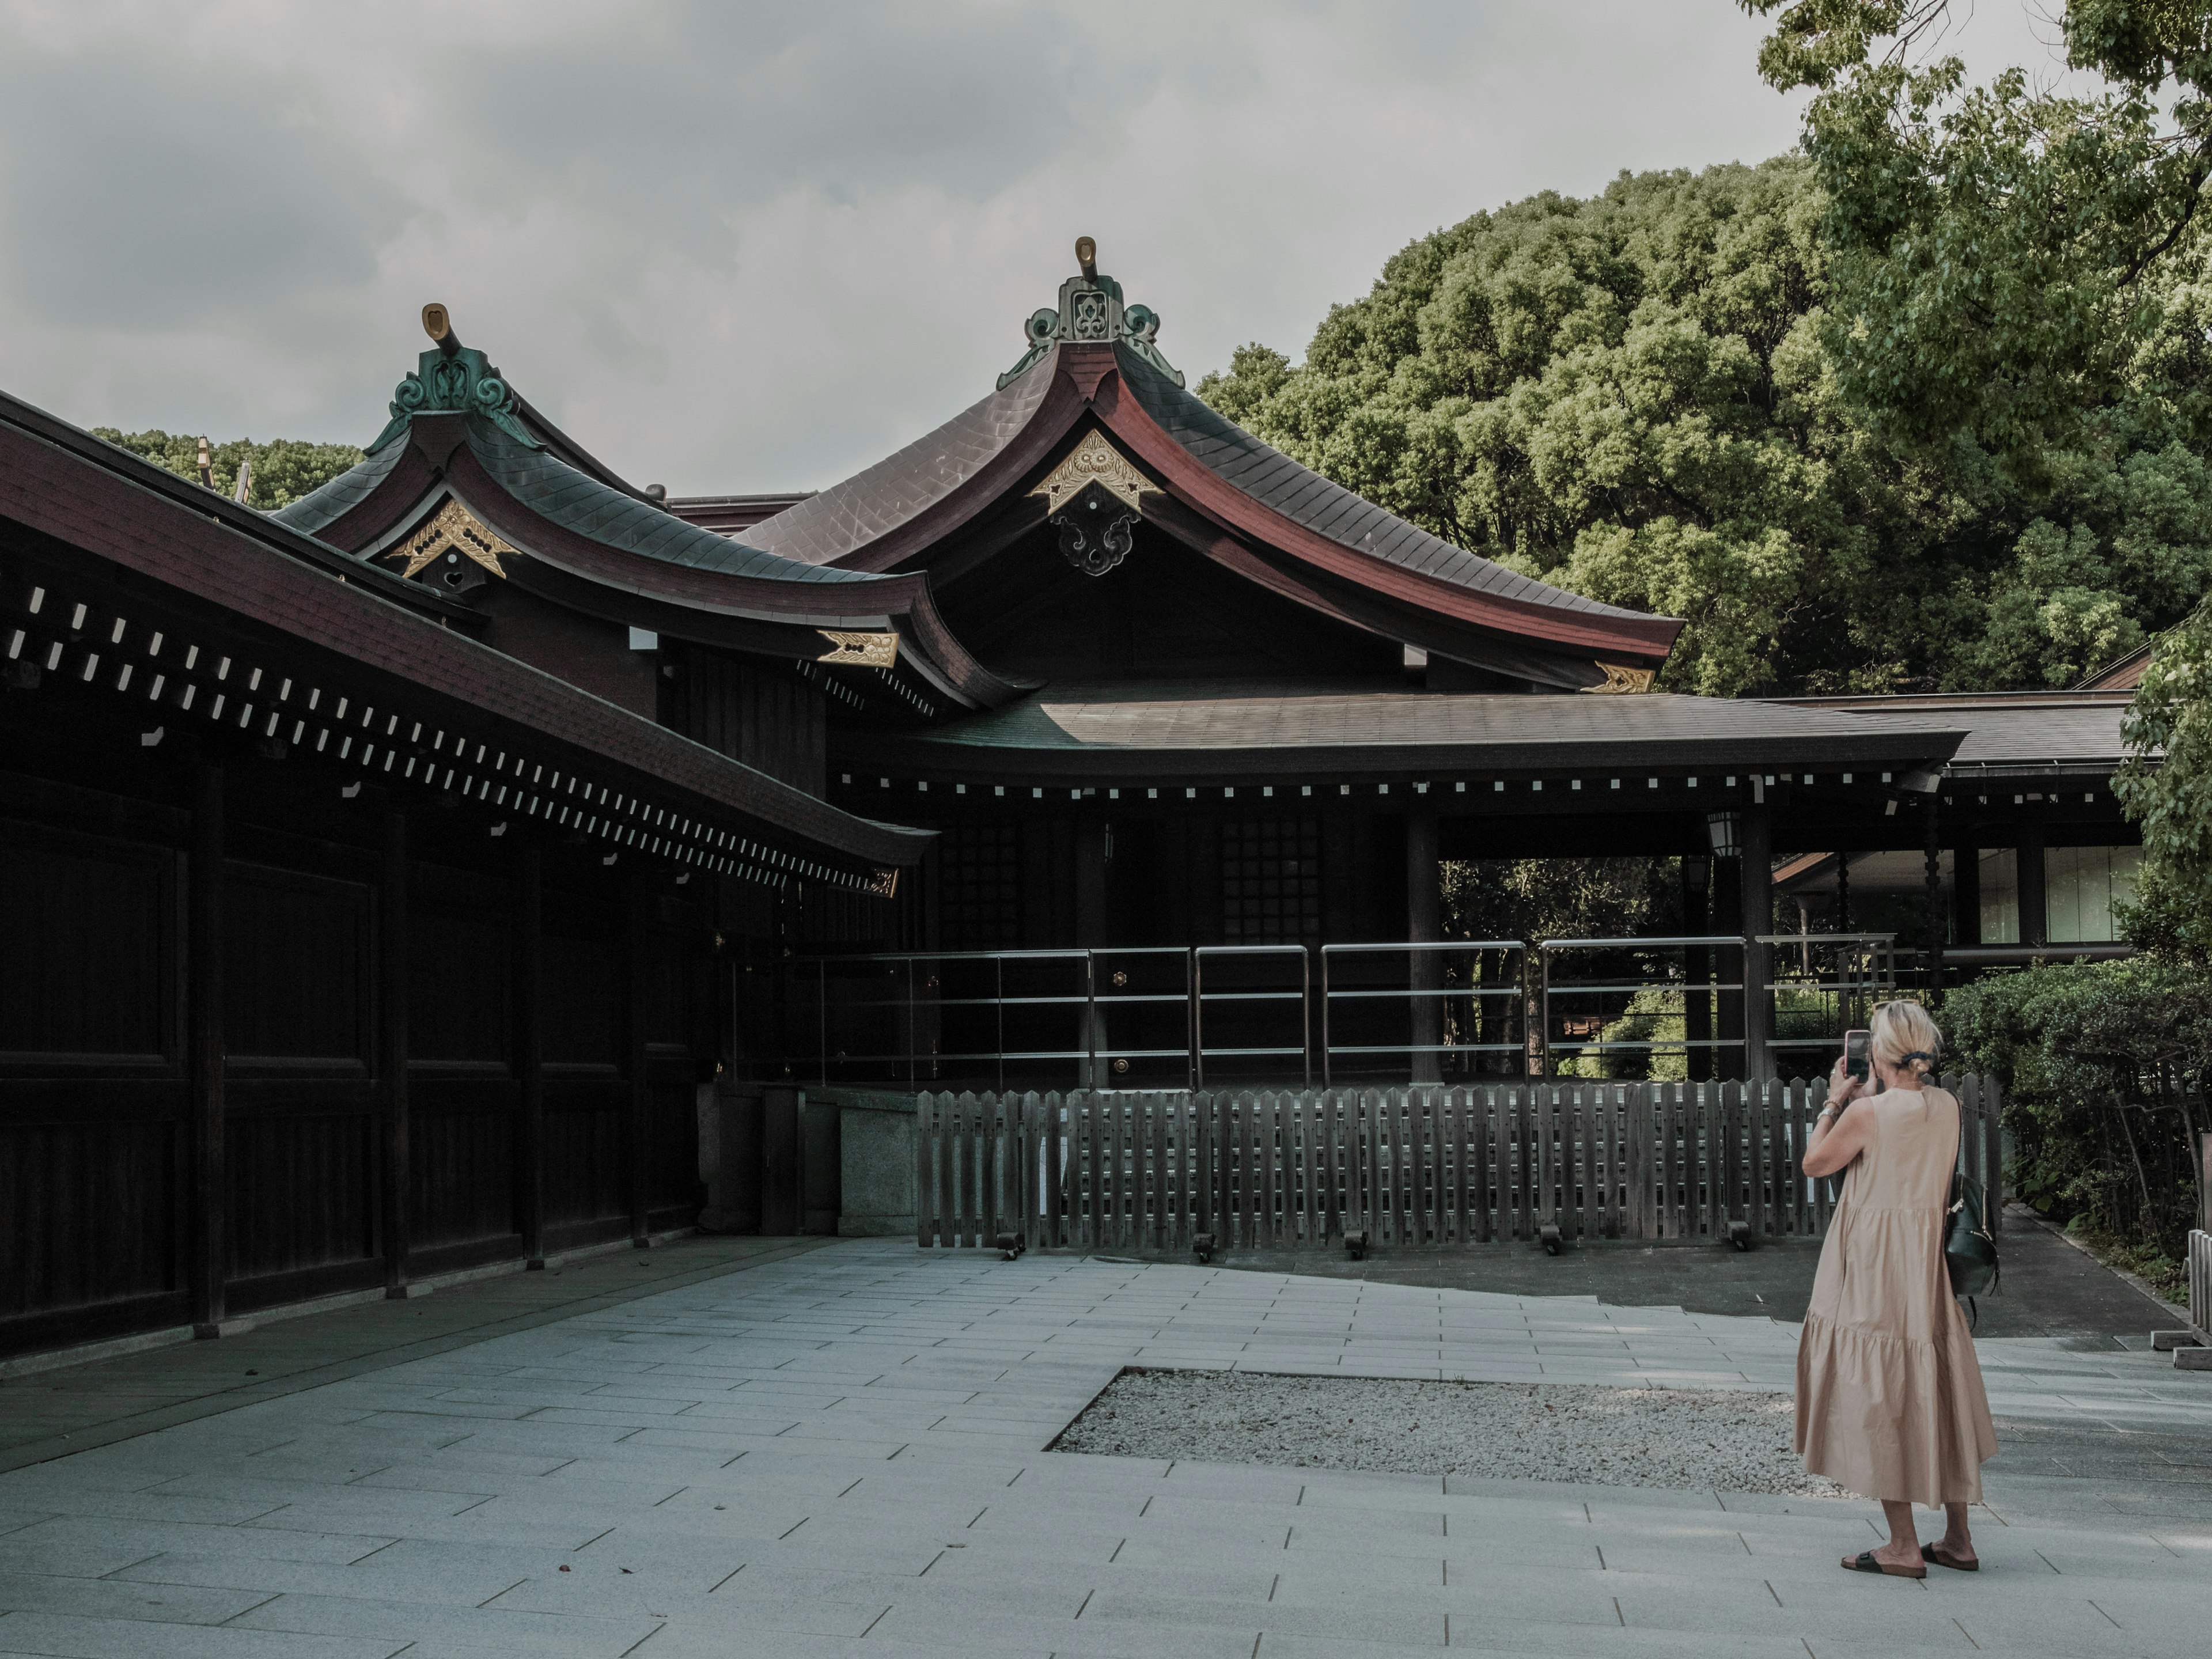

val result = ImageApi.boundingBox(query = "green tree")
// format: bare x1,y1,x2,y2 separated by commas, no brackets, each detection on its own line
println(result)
1741,1,2212,461
92,428,362,511
2114,596,2212,951
1198,158,2212,695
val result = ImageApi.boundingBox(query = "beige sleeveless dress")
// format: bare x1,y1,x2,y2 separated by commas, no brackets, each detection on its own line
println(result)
1794,1086,1998,1505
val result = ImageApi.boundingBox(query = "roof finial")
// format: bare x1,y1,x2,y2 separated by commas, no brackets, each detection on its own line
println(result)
421,302,461,357
998,240,1183,391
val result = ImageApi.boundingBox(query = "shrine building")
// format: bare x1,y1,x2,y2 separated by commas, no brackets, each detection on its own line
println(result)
0,243,2141,1358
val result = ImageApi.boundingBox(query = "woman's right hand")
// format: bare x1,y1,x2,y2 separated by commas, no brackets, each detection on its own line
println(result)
1826,1056,1866,1105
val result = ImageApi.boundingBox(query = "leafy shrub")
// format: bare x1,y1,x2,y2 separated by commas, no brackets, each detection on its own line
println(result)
1943,956,2208,1257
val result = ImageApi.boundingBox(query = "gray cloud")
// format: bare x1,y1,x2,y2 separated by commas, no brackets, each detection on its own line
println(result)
0,43,407,332
0,1,2068,490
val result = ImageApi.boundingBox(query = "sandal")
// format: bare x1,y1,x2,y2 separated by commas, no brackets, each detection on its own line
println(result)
1921,1543,1979,1572
1842,1551,1927,1579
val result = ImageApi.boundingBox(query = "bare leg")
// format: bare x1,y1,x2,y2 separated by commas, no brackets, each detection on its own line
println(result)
1930,1502,1977,1568
1843,1500,1926,1572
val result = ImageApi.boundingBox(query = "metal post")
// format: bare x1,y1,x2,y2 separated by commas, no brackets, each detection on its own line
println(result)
817,960,827,1086
1319,948,1333,1089
1300,948,1312,1088
1184,948,1196,1092
1084,950,1098,1091
1193,950,1206,1090
1740,797,1772,1081
1538,945,1552,1081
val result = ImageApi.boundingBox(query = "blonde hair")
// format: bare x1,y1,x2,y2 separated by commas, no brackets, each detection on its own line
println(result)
1870,999,1941,1080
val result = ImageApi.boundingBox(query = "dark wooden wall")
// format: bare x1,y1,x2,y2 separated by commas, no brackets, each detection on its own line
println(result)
662,645,827,798
0,763,713,1361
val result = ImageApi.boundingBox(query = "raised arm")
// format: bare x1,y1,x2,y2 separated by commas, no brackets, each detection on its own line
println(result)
1801,1056,1874,1180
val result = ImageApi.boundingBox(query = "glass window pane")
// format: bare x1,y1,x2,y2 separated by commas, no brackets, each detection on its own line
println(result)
1978,848,2018,945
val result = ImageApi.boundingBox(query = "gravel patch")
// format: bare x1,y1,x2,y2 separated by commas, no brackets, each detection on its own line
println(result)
1053,1368,1843,1495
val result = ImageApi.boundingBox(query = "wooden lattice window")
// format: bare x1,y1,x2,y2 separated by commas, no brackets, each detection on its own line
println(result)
1221,819,1321,946
940,823,1022,952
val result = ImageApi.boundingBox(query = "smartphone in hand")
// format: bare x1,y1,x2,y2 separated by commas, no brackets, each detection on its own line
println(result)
1844,1028,1871,1082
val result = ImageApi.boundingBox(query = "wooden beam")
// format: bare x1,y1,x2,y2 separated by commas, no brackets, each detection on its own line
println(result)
188,759,226,1337
516,844,546,1267
380,806,412,1296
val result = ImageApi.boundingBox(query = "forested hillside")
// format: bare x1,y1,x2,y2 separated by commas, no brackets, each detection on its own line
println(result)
93,428,362,512
1198,158,2212,697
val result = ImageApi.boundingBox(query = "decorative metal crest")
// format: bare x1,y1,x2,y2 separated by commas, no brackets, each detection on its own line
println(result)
395,498,516,579
1052,503,1136,577
368,343,541,454
816,630,900,669
866,868,900,900
998,246,1184,390
1030,430,1156,515
1586,661,1658,695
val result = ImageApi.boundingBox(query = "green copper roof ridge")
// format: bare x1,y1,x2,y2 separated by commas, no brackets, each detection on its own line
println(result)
368,343,540,455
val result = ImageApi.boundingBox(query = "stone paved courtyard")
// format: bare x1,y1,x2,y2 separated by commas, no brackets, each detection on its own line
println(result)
1,1238,2208,1657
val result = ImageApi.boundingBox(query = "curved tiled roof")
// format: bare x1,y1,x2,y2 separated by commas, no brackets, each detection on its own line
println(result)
1110,344,1657,624
740,359,1061,567
280,414,877,586
460,419,876,585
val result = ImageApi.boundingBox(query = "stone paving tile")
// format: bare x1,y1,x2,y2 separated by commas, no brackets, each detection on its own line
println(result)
3,1240,2207,1659
0,1608,408,1658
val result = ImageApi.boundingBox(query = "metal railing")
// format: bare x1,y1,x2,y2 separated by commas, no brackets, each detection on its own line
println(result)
1760,933,1899,1074
782,933,1905,1090
1539,935,1748,1077
1319,941,1528,1086
1192,945,1310,1088
782,944,1313,1090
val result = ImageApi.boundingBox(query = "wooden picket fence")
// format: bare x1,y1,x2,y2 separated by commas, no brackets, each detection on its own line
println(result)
915,1077,2005,1252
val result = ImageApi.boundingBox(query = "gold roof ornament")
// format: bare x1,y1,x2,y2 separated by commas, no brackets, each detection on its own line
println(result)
1029,430,1157,515
1586,661,1658,695
395,498,517,579
816,630,899,668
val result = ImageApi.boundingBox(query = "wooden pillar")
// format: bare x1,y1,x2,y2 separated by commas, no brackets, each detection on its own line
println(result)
1681,856,1711,1084
1953,828,1981,948
380,808,412,1297
1923,795,1948,999
1740,798,1772,1081
627,870,653,1247
2016,812,2047,949
1407,808,1441,1084
188,760,227,1337
516,846,546,1267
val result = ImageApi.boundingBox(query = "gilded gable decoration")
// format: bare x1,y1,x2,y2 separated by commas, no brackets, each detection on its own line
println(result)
395,498,517,579
817,630,900,668
1030,431,1156,515
1586,662,1658,695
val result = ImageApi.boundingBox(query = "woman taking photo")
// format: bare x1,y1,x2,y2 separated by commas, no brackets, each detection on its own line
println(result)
1797,1000,1998,1578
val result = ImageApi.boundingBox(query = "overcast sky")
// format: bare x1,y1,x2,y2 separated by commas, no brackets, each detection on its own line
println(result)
0,1,2071,494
